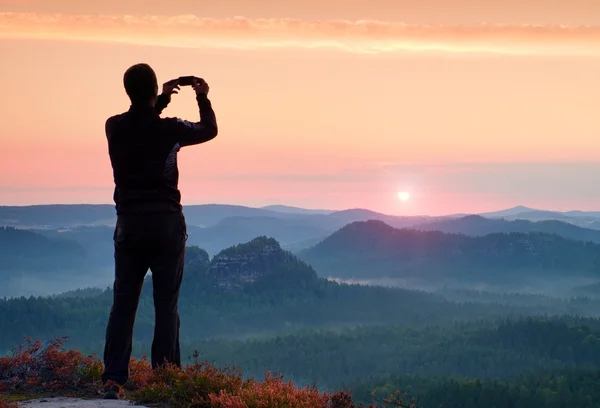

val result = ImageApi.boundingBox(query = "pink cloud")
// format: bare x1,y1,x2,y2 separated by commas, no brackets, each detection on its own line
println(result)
0,12,600,55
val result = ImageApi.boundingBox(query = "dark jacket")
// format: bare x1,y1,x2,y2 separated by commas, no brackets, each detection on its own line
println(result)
105,93,218,215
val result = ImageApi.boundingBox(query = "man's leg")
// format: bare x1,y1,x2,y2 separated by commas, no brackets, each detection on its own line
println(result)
148,213,186,369
102,219,149,386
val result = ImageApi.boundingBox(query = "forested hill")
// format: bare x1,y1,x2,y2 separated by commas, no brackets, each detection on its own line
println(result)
0,226,87,276
299,220,600,281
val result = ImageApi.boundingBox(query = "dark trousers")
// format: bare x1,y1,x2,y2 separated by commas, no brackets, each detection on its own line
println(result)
101,212,187,385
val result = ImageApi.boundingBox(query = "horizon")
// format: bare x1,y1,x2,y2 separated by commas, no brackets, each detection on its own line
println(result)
0,201,594,218
2,0,600,216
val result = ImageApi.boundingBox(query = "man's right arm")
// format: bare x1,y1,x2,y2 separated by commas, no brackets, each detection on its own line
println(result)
168,81,218,147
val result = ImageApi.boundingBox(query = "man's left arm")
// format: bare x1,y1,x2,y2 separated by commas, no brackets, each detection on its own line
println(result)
155,93,171,115
155,80,181,115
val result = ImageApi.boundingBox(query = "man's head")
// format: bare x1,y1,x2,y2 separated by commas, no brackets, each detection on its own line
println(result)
123,63,159,106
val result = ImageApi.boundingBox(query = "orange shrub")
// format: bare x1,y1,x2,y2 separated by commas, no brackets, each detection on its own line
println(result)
1,338,386,408
130,361,245,407
0,337,102,395
0,396,19,408
209,372,330,408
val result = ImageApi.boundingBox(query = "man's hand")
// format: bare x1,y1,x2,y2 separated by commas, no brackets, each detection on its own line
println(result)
162,79,181,96
192,78,209,96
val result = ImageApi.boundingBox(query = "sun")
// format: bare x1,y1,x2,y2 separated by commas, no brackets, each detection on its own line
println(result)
397,191,410,202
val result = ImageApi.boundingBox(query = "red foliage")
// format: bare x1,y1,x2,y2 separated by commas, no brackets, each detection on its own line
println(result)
0,338,398,407
0,397,19,408
0,337,103,395
132,355,381,408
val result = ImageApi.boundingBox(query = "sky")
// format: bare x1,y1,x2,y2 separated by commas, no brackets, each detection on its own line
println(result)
1,0,600,216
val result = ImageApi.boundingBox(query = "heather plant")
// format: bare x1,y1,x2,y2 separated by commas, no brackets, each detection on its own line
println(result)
0,337,103,395
131,353,372,408
208,372,330,408
0,397,18,408
1,338,392,408
130,360,245,407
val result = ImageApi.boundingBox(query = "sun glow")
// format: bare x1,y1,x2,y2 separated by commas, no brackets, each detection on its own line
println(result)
397,191,410,202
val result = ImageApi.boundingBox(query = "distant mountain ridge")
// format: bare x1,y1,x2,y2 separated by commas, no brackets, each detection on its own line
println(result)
413,214,600,243
478,206,600,228
7,203,600,274
0,204,115,228
4,203,600,230
186,216,331,255
479,205,539,218
0,204,427,229
261,205,333,215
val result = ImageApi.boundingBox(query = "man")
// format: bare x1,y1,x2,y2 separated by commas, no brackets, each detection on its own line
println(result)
101,63,218,399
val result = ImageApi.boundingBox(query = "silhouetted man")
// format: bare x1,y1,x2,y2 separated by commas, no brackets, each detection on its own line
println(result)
101,63,218,399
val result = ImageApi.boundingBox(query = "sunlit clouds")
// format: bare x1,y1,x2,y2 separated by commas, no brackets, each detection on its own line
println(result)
1,12,600,55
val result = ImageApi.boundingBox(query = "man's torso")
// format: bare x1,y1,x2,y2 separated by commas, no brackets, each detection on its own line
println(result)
106,106,183,215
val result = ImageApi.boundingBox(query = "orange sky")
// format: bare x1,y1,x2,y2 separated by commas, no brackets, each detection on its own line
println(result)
1,0,600,215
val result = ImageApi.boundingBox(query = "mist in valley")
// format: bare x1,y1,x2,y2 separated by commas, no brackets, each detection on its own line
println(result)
328,274,600,299
0,266,114,298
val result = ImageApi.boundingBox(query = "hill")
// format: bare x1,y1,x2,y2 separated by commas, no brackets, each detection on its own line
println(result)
298,220,600,291
507,210,588,223
566,210,600,218
182,204,299,227
0,205,115,229
479,206,600,230
479,205,540,218
0,227,113,298
0,227,87,276
37,225,115,268
186,216,331,255
478,206,600,230
479,205,600,221
261,204,333,215
413,214,600,243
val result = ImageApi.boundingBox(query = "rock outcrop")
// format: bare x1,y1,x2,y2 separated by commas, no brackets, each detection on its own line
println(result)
205,236,318,292
208,237,287,290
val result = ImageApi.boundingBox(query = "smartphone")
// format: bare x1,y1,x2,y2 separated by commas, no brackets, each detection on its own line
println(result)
178,76,196,86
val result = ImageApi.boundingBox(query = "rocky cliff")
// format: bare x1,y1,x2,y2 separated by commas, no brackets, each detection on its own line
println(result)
206,236,317,291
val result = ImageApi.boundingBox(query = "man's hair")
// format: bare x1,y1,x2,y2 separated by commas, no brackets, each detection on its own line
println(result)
123,63,158,104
